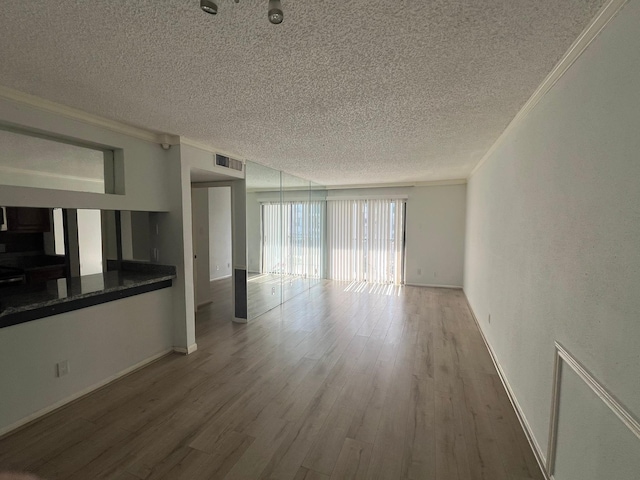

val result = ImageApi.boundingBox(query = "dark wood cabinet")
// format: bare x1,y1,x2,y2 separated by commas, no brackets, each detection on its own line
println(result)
5,207,51,233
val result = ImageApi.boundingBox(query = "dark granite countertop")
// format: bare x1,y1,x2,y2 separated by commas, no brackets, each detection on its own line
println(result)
0,262,176,328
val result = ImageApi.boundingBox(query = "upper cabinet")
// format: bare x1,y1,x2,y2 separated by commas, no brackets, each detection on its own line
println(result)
5,207,51,233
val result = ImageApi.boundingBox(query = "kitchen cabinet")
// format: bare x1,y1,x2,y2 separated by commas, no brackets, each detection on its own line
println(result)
5,207,51,233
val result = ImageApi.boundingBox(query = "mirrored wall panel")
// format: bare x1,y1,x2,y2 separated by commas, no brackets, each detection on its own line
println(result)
246,161,283,319
245,161,326,320
0,126,116,194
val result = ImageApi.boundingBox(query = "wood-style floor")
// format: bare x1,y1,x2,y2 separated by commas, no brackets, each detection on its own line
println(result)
0,279,543,480
247,273,320,320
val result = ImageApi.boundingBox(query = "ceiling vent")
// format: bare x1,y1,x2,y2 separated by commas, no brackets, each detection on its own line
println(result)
215,154,243,172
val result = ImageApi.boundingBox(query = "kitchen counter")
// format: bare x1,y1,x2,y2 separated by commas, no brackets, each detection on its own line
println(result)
0,262,176,328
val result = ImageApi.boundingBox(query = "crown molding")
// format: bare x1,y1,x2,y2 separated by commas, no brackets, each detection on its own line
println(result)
0,85,179,145
469,0,630,179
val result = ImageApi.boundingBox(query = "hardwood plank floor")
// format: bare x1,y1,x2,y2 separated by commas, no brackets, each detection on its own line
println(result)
0,280,544,480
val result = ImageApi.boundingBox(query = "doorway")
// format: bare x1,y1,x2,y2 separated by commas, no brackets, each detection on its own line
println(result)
190,185,233,335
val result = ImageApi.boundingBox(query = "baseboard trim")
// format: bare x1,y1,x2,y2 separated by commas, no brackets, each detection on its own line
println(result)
405,282,462,289
463,293,550,480
0,348,174,438
197,300,213,309
173,343,198,355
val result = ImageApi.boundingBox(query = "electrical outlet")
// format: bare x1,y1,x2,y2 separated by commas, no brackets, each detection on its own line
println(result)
56,360,69,377
216,265,219,271
271,286,276,295
417,268,422,275
227,263,230,268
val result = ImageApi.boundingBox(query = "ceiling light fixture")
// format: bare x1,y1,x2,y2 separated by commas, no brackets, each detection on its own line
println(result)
268,0,284,24
199,0,283,24
200,0,218,15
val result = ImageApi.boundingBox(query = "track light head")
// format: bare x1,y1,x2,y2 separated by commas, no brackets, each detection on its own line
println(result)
268,0,283,24
200,0,218,15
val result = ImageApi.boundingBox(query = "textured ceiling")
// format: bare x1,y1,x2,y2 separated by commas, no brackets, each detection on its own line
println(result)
0,0,605,185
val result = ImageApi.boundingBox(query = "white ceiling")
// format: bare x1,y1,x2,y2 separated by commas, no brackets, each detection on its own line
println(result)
0,0,604,186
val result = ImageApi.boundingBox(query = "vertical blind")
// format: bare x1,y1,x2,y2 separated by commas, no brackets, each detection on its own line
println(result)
327,198,405,284
261,201,325,279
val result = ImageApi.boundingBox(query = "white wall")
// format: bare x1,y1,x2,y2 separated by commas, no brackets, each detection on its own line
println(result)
464,1,640,478
192,187,212,307
404,185,466,287
0,288,173,435
208,187,232,281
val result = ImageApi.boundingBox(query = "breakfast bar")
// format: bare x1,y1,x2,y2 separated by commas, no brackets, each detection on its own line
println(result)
0,262,176,329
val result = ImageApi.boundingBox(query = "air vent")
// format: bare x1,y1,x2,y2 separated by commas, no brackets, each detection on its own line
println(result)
216,154,243,172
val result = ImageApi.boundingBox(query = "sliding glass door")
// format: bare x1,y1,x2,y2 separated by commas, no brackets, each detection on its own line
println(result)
327,198,405,284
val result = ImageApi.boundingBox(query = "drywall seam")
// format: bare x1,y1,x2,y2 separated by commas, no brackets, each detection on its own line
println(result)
464,294,550,480
469,0,630,178
0,348,173,438
546,342,640,475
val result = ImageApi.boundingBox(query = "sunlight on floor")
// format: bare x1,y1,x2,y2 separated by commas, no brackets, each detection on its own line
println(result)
342,281,403,296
